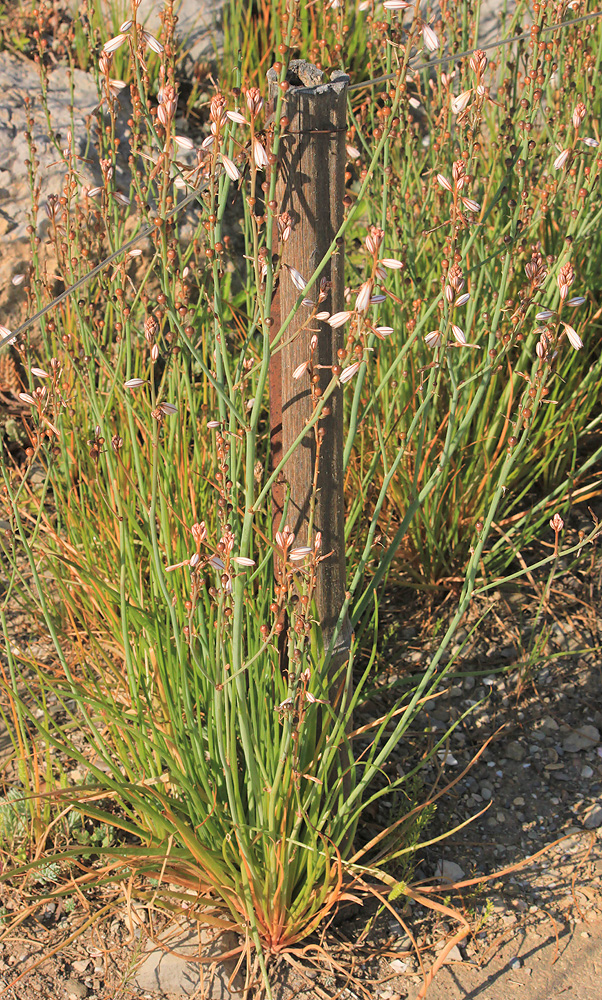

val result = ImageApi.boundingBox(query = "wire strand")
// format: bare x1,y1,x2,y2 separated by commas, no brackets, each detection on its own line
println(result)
348,8,602,91
2,8,601,352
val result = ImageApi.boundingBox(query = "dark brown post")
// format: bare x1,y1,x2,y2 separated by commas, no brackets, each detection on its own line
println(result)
268,61,351,665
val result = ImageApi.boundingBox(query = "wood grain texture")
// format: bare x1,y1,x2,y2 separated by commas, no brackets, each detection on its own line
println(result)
268,61,351,655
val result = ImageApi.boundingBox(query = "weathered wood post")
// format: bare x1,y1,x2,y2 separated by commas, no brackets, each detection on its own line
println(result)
267,61,352,668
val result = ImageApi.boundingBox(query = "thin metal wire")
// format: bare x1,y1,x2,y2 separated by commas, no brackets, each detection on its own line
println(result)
2,8,601,353
348,8,602,91
1,181,210,351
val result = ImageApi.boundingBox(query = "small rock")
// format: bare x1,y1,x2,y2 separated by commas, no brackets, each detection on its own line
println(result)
64,981,88,1000
389,959,408,974
563,725,600,753
389,931,412,951
71,960,91,975
480,784,493,800
583,805,602,830
513,796,525,807
435,860,465,882
505,741,526,761
500,644,517,660
443,945,463,964
134,926,241,998
581,766,594,778
550,624,567,648
509,957,523,970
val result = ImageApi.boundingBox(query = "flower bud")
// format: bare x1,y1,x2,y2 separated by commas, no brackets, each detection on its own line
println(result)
572,102,586,129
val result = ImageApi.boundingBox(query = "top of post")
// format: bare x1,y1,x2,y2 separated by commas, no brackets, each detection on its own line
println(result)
267,60,349,96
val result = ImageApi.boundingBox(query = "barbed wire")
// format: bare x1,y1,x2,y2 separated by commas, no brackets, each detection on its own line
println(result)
2,7,601,353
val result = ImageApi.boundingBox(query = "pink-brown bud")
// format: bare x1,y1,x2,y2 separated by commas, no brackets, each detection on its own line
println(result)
469,49,488,78
557,262,575,299
549,513,564,533
245,87,264,118
572,102,586,129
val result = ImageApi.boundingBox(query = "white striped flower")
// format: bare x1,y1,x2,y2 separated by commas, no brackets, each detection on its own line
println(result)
1,325,16,345
106,79,127,99
293,361,310,380
452,90,472,115
12,274,25,286
103,33,128,53
226,110,249,125
563,323,583,349
437,173,453,192
355,280,373,314
31,367,50,379
567,296,586,307
461,198,480,213
424,330,442,349
287,267,307,292
289,546,312,561
451,324,467,345
175,135,195,150
160,402,177,415
232,556,256,567
124,378,146,389
252,138,269,169
340,361,362,383
380,257,403,270
221,154,241,181
328,311,352,328
422,25,439,52
142,30,163,54
553,148,570,170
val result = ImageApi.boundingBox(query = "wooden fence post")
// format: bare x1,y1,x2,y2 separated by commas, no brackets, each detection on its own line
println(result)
267,61,352,666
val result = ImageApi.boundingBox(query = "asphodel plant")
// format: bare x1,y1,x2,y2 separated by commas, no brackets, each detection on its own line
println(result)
1,1,601,997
